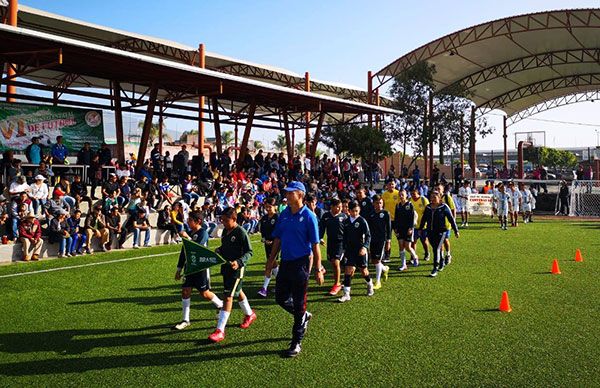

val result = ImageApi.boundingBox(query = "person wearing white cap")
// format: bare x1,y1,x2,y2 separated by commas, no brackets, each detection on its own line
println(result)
29,175,49,216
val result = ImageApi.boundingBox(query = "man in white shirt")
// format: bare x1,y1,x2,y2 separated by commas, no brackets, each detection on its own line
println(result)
29,175,49,216
457,180,471,227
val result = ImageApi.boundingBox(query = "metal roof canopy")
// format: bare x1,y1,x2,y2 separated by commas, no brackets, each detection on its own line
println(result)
5,4,394,108
373,9,600,125
0,23,398,123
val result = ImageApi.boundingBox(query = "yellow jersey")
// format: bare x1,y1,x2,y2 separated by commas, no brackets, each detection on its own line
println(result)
410,196,429,226
442,193,456,229
382,189,400,220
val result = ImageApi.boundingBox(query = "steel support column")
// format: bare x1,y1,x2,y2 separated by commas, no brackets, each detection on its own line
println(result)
158,104,164,153
305,71,311,157
503,115,508,168
469,106,476,179
428,92,434,179
283,112,293,162
212,98,222,155
311,112,324,159
112,81,125,162
197,43,206,159
234,121,238,160
6,0,18,102
136,84,158,170
237,103,256,170
367,70,373,126
422,109,428,179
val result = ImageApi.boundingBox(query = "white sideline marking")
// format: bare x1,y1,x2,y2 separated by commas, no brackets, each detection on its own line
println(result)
0,251,178,279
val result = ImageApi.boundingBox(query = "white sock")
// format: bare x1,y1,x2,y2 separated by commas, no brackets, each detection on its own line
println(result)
211,295,223,309
217,310,230,332
262,276,271,289
182,298,190,322
238,297,253,316
343,286,351,295
375,262,383,283
366,279,373,286
446,250,451,257
271,266,279,277
400,250,406,266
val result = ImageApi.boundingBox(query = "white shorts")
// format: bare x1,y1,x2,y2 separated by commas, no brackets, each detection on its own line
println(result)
460,199,468,211
512,202,520,212
522,203,531,212
498,204,509,216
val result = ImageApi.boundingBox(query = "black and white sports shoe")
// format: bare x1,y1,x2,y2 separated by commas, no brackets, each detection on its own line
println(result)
171,320,190,330
302,312,312,334
429,269,438,278
284,342,302,358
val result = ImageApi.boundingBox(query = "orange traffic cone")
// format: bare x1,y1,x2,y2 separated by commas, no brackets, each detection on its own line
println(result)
551,259,561,275
499,291,512,313
575,249,583,262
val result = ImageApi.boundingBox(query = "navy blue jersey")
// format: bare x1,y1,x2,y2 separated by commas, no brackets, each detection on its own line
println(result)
343,216,371,256
320,211,347,241
260,213,278,242
367,210,391,243
418,204,459,235
394,201,416,231
358,197,374,218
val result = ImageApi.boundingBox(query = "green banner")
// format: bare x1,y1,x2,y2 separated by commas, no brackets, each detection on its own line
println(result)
182,238,226,276
0,102,104,153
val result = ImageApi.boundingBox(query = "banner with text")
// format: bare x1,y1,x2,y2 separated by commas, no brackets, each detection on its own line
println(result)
467,194,494,216
0,102,104,152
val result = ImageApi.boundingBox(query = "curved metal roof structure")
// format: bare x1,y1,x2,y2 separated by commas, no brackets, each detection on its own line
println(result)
373,9,600,123
8,4,394,107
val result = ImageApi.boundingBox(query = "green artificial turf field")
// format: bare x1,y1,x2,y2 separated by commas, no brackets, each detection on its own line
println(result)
0,218,599,387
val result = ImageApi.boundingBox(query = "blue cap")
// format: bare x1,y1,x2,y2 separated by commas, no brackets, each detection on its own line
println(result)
284,181,306,193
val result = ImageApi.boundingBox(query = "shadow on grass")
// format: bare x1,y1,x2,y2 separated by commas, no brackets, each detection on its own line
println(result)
472,308,500,313
0,334,287,376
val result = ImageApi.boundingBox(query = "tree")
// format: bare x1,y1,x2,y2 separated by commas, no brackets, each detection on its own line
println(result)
137,120,168,147
535,146,577,168
320,124,392,162
272,134,287,152
295,142,306,157
253,140,263,150
222,131,234,147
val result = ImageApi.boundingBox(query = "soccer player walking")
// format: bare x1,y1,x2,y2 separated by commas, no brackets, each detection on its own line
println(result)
393,189,419,269
418,190,459,277
519,182,533,223
367,195,391,289
173,211,223,331
495,183,510,230
338,201,374,302
508,181,522,227
319,198,347,296
410,188,430,261
458,180,471,227
266,181,324,357
209,207,256,343
381,181,400,263
257,197,279,298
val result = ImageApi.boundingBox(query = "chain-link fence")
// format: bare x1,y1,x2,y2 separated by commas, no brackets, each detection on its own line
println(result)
569,180,600,217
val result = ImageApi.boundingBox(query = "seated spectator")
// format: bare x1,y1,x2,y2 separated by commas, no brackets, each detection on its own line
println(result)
170,202,188,240
66,210,86,255
117,176,131,208
53,178,76,209
84,204,109,253
126,188,143,217
70,174,93,212
0,195,8,238
44,191,71,220
7,158,23,183
29,175,49,216
19,212,42,261
157,175,173,209
102,173,120,200
49,210,73,258
34,160,54,182
132,208,152,248
157,204,179,244
106,206,123,250
103,192,119,215
9,176,30,199
9,200,29,241
182,173,200,206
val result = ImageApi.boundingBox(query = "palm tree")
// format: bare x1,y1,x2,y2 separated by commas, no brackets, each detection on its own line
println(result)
272,134,287,152
137,120,168,146
253,140,263,150
222,131,234,147
295,142,306,156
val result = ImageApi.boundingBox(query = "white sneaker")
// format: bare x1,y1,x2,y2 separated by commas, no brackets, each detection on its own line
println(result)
367,283,374,296
144,243,151,247
133,244,140,249
338,293,351,303
171,320,190,330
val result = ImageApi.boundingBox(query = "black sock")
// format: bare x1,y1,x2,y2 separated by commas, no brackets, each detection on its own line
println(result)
343,274,352,287
363,275,371,283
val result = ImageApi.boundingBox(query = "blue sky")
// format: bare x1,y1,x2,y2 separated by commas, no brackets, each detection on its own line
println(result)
17,0,600,151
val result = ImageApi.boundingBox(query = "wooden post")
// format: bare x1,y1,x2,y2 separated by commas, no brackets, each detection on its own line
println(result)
112,81,125,162
212,98,222,155
136,84,158,170
236,103,256,170
234,120,239,160
198,43,206,159
6,0,18,102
